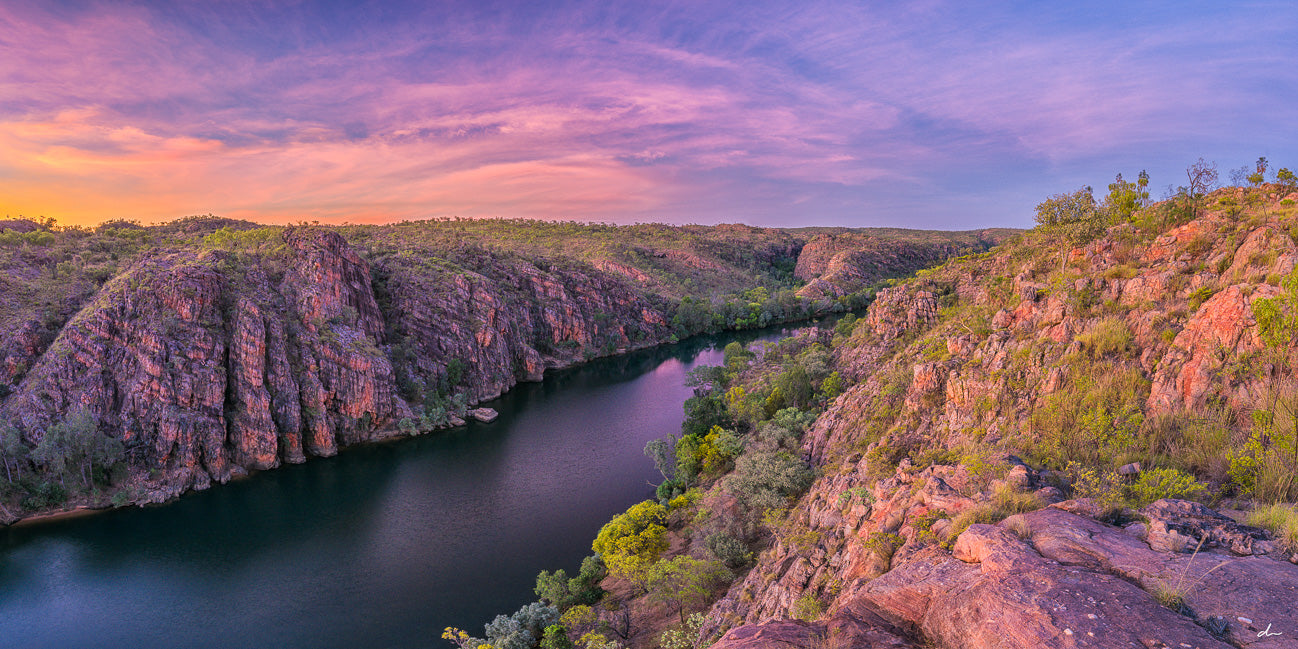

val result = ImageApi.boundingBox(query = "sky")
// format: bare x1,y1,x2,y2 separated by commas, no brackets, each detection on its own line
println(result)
0,1,1295,230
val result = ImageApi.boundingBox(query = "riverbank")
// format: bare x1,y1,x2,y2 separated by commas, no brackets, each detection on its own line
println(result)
0,323,793,649
0,308,859,528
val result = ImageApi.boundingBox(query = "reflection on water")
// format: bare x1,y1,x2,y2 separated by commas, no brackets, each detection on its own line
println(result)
0,321,830,649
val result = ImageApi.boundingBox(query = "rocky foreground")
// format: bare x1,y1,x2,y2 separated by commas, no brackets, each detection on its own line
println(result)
712,464,1297,649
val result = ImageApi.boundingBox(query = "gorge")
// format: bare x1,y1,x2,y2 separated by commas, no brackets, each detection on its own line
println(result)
0,325,798,649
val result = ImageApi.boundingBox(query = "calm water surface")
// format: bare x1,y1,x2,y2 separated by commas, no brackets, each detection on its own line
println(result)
0,325,806,649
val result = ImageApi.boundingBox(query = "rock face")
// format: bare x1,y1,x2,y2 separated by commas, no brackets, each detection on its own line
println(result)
0,220,996,512
710,613,918,649
794,230,1010,284
379,252,671,405
0,228,676,501
4,224,677,506
712,484,1298,648
702,189,1298,649
2,230,411,500
794,231,1011,302
467,408,499,423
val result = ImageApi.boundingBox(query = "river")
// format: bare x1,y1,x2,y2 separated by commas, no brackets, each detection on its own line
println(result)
0,323,818,649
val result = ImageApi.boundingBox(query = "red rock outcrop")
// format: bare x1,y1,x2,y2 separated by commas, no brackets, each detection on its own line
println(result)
795,232,1000,303
1148,283,1279,413
706,190,1298,649
1,230,409,500
378,253,672,405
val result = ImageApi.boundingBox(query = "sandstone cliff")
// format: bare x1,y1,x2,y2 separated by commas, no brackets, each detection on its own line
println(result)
0,218,994,517
694,185,1298,649
535,187,1298,649
793,229,1012,302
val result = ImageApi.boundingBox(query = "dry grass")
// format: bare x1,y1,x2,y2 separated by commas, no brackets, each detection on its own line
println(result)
949,484,1045,541
1246,503,1298,552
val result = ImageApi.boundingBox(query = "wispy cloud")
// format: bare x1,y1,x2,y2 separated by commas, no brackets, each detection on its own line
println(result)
0,0,1295,228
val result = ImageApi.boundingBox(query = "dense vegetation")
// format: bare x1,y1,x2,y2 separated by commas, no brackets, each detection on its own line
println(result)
443,322,851,649
446,159,1298,649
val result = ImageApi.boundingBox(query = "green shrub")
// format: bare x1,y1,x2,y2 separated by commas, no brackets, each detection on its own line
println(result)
792,593,824,621
1024,362,1148,468
705,532,753,569
20,481,67,510
591,501,668,580
540,625,573,649
912,508,948,544
659,613,706,649
1128,468,1207,506
668,488,701,512
1065,462,1126,510
863,531,904,565
1188,286,1216,310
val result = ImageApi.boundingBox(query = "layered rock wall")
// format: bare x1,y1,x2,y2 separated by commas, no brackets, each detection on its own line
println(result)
0,228,677,502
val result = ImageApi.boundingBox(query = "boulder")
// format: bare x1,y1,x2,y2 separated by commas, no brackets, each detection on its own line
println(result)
468,407,499,423
1141,499,1275,556
861,527,1234,649
710,609,918,649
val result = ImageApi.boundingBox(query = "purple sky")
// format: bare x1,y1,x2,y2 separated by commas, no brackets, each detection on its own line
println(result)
1,1,1295,229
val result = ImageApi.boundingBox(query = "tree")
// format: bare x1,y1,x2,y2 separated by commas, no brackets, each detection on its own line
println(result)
592,501,668,580
1276,167,1297,190
52,410,122,488
645,556,731,624
441,627,487,649
671,297,715,337
773,364,813,410
1034,186,1097,227
699,426,743,474
819,371,843,400
1102,172,1150,222
683,365,726,394
722,342,753,371
1249,157,1269,187
1185,158,1219,218
536,569,576,610
680,394,731,438
535,557,604,611
484,603,559,649
724,450,815,512
558,605,596,637
33,409,123,490
0,425,28,484
32,421,72,487
1034,187,1102,267
1230,165,1251,187
644,437,676,481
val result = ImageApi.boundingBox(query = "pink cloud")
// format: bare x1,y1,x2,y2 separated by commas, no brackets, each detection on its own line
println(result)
0,1,1292,229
